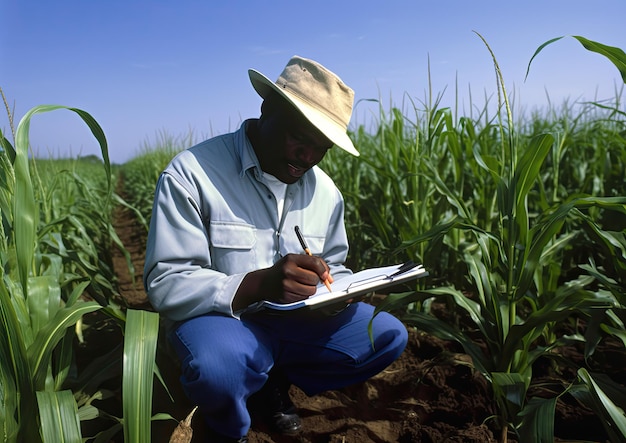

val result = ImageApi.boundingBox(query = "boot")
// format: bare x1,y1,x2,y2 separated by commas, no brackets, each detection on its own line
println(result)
250,370,302,435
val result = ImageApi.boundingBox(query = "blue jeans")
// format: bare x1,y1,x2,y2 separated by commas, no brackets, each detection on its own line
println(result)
169,302,408,438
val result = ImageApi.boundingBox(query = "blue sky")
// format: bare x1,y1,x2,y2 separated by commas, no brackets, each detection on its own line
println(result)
1,0,625,164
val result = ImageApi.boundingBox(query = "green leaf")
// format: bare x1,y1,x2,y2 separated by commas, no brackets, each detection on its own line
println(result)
0,356,20,442
516,396,557,443
27,301,102,390
577,368,626,439
122,309,160,443
0,277,35,441
14,107,41,295
501,286,615,368
492,372,528,406
401,310,492,376
572,36,626,83
0,128,16,161
65,280,91,308
492,372,528,421
602,322,626,349
525,36,566,81
77,404,99,421
151,412,177,421
70,344,122,396
513,133,554,243
27,275,61,335
463,250,502,339
66,108,111,191
525,35,626,83
13,105,111,296
516,196,626,300
36,390,82,443
53,330,75,391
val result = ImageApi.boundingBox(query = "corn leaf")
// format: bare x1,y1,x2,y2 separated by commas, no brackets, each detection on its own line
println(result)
525,36,566,81
70,344,122,395
66,108,111,191
0,278,35,442
13,106,40,295
492,371,528,411
0,355,20,442
512,133,554,243
77,404,99,421
27,275,61,335
401,310,492,376
27,301,102,390
526,35,626,83
501,286,615,366
0,128,16,162
36,390,82,443
516,396,557,443
576,368,626,439
462,249,503,339
53,331,75,391
572,36,626,83
122,309,160,443
516,196,626,299
13,105,110,295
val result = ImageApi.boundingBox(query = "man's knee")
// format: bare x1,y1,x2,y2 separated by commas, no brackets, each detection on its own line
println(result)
370,312,409,363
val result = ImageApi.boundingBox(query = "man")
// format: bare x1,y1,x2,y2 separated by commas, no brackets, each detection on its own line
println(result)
144,56,408,442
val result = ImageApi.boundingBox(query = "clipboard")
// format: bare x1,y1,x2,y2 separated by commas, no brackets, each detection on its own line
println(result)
256,261,428,311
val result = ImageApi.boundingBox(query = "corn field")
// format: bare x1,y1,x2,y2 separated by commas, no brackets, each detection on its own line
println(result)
1,35,625,442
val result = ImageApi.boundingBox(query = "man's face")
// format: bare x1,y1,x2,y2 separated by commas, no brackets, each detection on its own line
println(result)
255,102,333,184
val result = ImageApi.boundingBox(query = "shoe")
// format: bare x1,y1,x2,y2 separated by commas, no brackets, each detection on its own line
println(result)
271,403,302,435
251,371,302,435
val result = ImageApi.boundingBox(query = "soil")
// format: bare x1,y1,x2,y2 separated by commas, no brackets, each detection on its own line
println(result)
102,191,615,443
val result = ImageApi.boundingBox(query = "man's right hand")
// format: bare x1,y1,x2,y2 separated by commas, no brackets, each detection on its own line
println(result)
232,253,332,311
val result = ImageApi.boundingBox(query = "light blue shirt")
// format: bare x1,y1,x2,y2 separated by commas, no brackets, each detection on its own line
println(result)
143,120,352,321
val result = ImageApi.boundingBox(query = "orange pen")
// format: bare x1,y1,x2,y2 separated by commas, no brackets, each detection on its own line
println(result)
294,225,333,292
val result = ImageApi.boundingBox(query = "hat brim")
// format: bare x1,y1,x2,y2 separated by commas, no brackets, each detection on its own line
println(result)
249,69,359,157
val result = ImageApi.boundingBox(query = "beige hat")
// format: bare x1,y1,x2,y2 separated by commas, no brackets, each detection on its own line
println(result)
249,56,359,156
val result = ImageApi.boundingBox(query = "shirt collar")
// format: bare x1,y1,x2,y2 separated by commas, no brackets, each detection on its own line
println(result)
235,120,261,178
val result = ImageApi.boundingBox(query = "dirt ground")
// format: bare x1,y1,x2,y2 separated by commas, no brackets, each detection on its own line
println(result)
107,198,612,443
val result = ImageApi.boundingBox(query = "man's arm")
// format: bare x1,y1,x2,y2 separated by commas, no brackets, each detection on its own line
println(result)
144,172,335,319
143,172,247,320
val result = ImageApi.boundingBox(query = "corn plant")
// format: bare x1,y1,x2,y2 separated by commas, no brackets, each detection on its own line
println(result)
322,91,472,277
375,34,626,442
121,129,192,229
0,95,162,442
322,102,429,270
33,158,126,305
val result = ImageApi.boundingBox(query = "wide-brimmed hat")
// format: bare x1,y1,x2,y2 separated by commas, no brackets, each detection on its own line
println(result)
249,56,359,156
